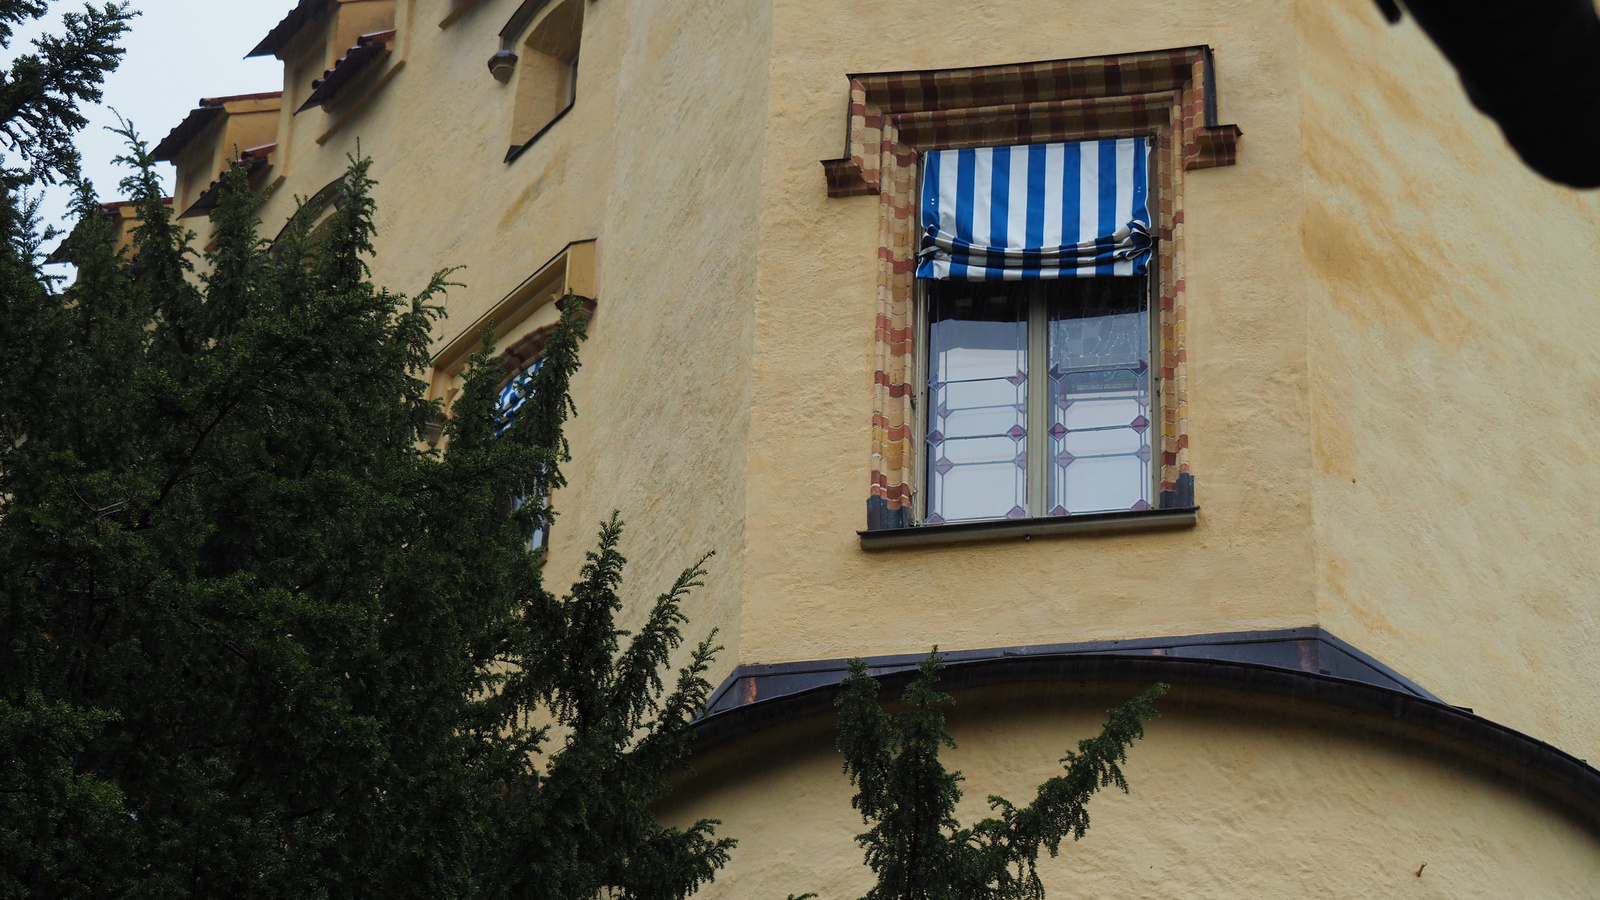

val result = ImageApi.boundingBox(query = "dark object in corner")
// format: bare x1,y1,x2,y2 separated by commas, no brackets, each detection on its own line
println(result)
1377,0,1600,188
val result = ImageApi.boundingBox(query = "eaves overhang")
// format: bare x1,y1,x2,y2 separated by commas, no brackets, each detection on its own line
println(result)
151,106,223,162
176,144,276,220
248,0,336,59
692,628,1600,827
151,91,283,162
296,30,395,113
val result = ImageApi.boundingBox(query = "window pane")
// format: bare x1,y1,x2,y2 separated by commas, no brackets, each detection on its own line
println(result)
925,284,1028,524
499,358,550,551
1046,277,1152,515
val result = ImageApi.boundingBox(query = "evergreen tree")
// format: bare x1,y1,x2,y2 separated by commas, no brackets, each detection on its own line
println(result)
0,1,133,188
824,654,1165,900
0,126,733,898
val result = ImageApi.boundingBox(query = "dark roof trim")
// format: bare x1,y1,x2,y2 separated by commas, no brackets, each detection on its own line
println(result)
176,145,275,220
45,199,172,263
249,0,335,58
198,90,285,106
499,0,553,42
296,30,396,113
691,629,1600,824
504,99,574,163
152,106,223,161
152,92,282,162
702,627,1438,716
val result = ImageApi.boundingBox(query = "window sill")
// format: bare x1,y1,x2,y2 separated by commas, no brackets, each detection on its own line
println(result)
505,100,574,164
857,506,1198,551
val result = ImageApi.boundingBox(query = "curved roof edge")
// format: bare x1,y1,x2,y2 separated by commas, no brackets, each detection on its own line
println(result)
691,631,1600,826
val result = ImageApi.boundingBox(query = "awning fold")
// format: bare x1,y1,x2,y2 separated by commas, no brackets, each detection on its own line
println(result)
918,137,1152,280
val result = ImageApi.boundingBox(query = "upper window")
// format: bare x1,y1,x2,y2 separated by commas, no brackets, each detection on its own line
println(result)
916,138,1157,525
503,0,583,162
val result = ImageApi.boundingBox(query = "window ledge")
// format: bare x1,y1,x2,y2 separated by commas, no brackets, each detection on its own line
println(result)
857,506,1197,550
505,99,574,164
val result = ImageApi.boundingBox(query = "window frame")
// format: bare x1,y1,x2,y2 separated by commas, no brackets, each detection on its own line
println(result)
823,48,1239,539
912,275,1163,527
910,141,1165,527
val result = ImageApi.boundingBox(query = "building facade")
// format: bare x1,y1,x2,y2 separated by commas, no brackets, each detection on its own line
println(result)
156,0,1600,895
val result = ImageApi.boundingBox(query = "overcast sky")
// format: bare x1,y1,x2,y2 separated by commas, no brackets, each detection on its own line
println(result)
7,1,294,233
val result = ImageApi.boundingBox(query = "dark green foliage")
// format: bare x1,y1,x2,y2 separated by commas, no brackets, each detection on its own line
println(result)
0,1,134,187
830,653,1165,900
0,132,732,897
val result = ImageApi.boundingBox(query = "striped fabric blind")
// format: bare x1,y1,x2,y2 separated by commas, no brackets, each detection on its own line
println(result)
917,137,1152,280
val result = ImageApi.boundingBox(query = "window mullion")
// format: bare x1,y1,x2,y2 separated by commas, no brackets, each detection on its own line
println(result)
1027,284,1049,517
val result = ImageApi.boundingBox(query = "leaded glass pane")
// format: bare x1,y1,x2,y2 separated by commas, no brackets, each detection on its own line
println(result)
1045,277,1151,515
925,284,1029,524
497,357,550,550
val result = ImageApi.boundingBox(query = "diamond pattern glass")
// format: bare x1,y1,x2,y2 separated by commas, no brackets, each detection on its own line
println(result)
924,284,1029,523
1045,277,1151,515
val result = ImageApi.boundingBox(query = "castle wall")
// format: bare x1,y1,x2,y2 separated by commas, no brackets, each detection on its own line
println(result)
739,0,1319,663
662,683,1600,898
157,0,1600,883
1298,0,1600,756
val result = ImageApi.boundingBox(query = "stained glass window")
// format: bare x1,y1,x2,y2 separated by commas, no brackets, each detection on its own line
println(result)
496,357,550,551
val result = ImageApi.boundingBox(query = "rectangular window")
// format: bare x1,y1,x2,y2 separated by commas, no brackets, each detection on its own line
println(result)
499,358,552,552
922,278,1153,523
917,138,1156,525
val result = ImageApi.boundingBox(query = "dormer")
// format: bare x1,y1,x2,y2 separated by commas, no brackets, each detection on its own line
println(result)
249,0,398,117
152,92,283,220
46,198,174,265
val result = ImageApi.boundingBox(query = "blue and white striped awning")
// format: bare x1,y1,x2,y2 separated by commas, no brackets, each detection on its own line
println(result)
917,137,1152,280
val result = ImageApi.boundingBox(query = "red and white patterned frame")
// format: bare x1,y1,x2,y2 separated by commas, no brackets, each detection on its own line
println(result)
823,47,1240,530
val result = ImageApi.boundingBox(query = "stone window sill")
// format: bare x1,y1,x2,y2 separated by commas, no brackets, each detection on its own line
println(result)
857,506,1198,551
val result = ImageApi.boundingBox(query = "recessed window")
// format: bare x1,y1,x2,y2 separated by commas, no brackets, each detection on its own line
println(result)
917,138,1157,525
923,278,1153,524
506,0,582,161
426,239,596,434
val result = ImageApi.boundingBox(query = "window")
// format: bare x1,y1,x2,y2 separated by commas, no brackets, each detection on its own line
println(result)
915,138,1158,526
425,238,596,427
503,0,583,162
426,241,596,556
922,278,1153,523
824,48,1239,541
497,357,551,552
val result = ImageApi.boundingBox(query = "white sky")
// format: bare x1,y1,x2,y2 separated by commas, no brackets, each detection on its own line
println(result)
5,1,294,234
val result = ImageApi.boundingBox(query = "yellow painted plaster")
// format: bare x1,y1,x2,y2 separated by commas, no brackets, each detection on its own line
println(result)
160,0,1600,877
662,685,1600,897
1298,0,1600,756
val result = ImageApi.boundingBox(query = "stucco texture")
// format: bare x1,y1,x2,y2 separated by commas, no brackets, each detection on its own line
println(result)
1297,0,1600,757
246,0,774,656
742,0,1315,665
159,0,1600,886
661,685,1600,898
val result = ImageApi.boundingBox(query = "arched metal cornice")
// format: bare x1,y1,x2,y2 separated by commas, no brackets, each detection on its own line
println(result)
691,628,1600,828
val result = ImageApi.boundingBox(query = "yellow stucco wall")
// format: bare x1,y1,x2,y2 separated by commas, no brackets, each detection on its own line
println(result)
740,0,1320,671
241,0,774,658
160,0,1600,881
1296,0,1600,755
661,684,1600,898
